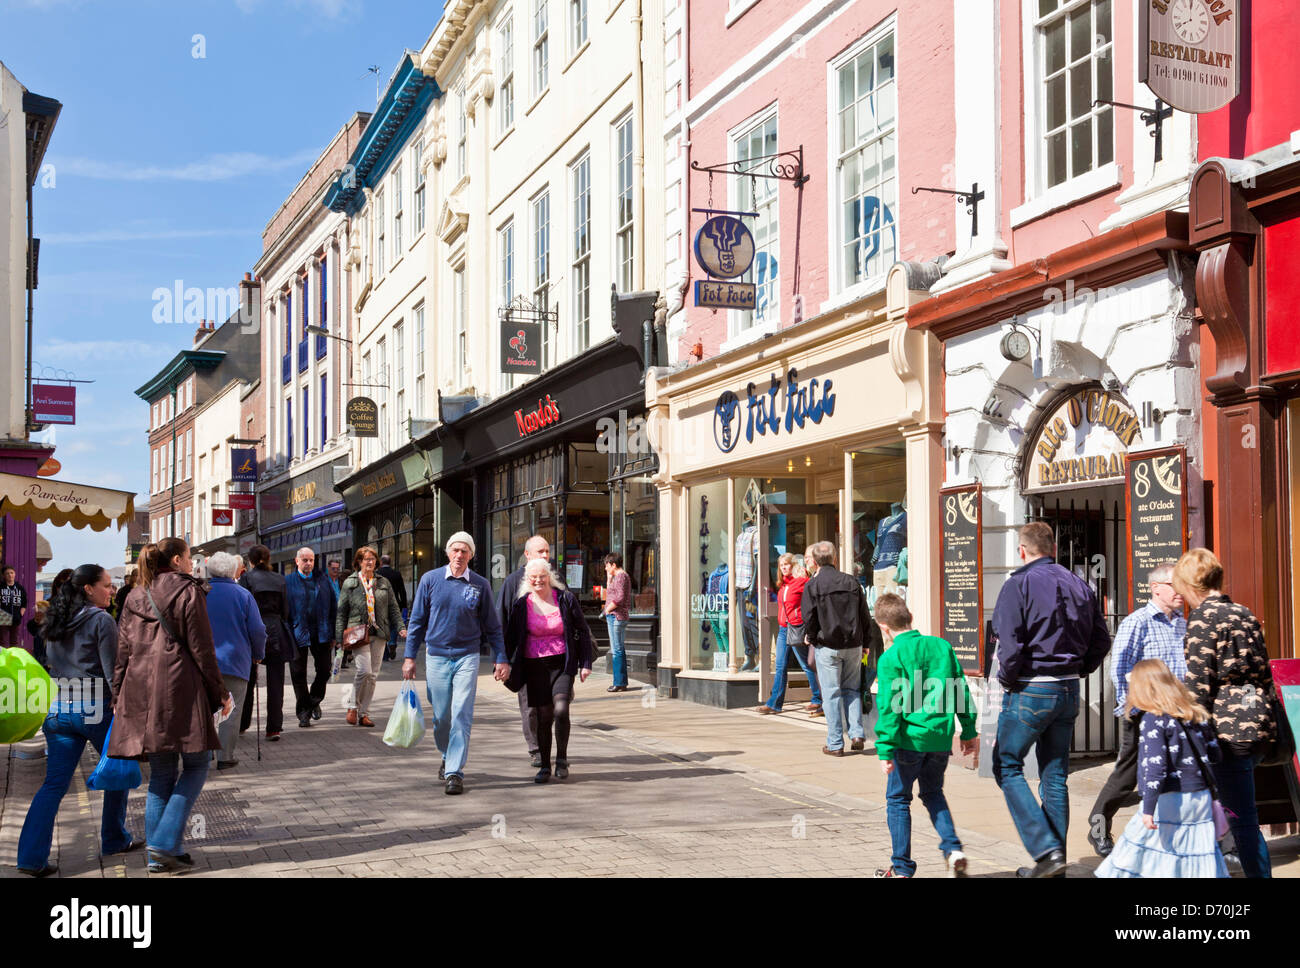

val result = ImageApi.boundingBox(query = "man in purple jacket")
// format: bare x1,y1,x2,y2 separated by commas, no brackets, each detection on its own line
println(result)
991,521,1111,878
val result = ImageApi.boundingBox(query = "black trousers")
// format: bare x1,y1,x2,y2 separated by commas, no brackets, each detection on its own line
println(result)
239,661,286,735
289,642,332,718
1088,713,1141,840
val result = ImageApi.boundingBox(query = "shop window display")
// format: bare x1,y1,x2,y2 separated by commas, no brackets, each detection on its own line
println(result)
689,480,730,671
850,444,908,613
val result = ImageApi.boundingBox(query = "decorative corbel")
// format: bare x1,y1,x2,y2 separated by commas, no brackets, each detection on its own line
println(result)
464,48,495,120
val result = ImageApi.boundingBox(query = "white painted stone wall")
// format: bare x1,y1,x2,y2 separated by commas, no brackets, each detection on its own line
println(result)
1,63,30,442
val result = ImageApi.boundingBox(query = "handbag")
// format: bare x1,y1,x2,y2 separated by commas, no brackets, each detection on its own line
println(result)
0,609,12,627
342,624,369,650
86,717,142,791
785,622,806,647
1259,691,1297,768
1179,720,1230,840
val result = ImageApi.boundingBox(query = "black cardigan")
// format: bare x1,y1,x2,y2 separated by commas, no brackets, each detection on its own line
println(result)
504,587,594,693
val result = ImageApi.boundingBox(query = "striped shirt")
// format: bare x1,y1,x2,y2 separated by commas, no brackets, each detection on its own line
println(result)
1110,601,1187,717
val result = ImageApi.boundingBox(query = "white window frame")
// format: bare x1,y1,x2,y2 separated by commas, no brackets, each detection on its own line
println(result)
532,0,549,98
569,0,588,58
375,190,386,277
532,188,551,369
392,164,404,256
413,140,426,236
570,151,591,355
414,302,426,417
1012,0,1119,226
614,111,634,293
454,267,468,378
498,10,515,136
457,82,468,180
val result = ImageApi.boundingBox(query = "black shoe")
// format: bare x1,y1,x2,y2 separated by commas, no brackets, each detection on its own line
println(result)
216,760,238,771
445,775,464,795
103,839,145,857
17,864,57,878
555,760,569,780
606,685,628,693
298,713,312,727
534,768,551,784
850,738,865,751
1016,849,1066,878
311,702,322,721
438,762,445,781
1089,835,1114,858
530,751,543,768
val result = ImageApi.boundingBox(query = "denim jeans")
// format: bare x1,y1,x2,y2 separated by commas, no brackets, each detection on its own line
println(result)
814,645,864,750
764,625,823,710
885,749,962,877
1214,746,1271,878
606,616,628,688
425,652,480,778
17,704,133,869
146,751,210,856
993,679,1079,860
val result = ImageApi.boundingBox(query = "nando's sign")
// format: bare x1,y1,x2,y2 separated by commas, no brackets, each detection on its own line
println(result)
1025,388,1142,493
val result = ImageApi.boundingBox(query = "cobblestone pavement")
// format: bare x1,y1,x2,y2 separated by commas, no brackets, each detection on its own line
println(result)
0,661,1034,879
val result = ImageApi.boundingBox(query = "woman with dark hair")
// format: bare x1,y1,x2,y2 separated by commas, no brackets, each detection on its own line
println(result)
336,545,405,727
112,538,231,873
15,564,139,877
239,544,292,741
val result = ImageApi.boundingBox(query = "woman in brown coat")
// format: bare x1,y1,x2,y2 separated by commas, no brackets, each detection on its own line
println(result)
111,538,231,873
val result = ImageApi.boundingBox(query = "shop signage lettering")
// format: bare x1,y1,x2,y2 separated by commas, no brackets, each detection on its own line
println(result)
515,395,561,438
32,384,76,425
940,485,983,676
689,592,729,618
360,470,398,498
1142,0,1240,114
695,280,756,310
1025,388,1141,493
347,397,378,438
713,367,836,454
286,481,317,507
22,482,89,507
228,492,256,510
231,448,257,483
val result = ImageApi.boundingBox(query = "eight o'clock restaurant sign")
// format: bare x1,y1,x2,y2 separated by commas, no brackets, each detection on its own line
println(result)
1024,388,1142,493
1141,0,1240,114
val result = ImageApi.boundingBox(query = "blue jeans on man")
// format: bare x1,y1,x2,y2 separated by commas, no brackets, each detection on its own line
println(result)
425,653,480,778
146,751,210,856
814,645,864,751
764,625,822,711
1214,746,1271,878
993,679,1079,861
606,615,628,688
886,749,963,877
17,703,134,870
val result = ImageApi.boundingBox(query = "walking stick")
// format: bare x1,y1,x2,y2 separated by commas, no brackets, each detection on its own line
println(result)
255,663,262,762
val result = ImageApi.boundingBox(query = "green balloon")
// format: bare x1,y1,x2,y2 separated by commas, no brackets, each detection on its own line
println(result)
0,648,56,744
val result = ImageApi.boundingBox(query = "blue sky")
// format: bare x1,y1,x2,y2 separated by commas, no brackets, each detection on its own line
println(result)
0,0,443,574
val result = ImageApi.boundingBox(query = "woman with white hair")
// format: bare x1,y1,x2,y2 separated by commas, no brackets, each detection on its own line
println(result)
504,558,594,783
204,551,267,770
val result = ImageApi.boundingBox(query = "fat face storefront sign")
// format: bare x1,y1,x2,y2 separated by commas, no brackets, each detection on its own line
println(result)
713,369,837,454
1025,388,1142,492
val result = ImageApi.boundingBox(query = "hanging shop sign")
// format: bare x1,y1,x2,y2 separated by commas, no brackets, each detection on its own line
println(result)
1024,388,1141,493
37,458,61,478
212,508,234,527
693,214,757,309
515,395,561,439
346,397,378,438
713,368,836,454
500,320,542,375
1141,0,1240,113
231,448,257,483
695,279,756,310
32,384,76,425
1125,446,1188,611
228,491,256,510
939,484,984,676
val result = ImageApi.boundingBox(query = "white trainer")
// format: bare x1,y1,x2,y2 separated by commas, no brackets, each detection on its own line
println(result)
947,850,968,877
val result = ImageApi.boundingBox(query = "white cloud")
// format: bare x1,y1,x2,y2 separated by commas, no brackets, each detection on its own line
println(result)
234,0,362,19
34,338,176,364
42,227,254,245
50,149,321,182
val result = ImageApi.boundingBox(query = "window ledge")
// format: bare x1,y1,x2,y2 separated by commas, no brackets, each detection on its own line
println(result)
607,0,626,23
720,319,780,354
819,273,888,316
725,0,760,28
562,40,590,76
524,85,550,117
493,123,515,151
1010,162,1122,228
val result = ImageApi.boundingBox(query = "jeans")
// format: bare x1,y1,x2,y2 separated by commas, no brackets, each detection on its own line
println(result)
606,616,628,688
764,625,823,710
425,653,480,778
216,674,247,763
16,704,133,869
145,751,210,856
885,749,962,877
993,679,1079,860
1214,746,1271,878
814,645,864,750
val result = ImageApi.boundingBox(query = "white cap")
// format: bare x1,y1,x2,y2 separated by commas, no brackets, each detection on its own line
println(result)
445,531,476,556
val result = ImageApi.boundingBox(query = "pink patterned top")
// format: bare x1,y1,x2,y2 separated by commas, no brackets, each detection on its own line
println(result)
525,596,567,659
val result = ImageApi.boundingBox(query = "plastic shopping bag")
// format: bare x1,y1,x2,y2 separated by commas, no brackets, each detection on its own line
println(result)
0,647,55,743
329,646,343,682
86,718,142,791
382,682,425,749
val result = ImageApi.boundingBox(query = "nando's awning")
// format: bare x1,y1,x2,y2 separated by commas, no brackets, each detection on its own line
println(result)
0,472,134,532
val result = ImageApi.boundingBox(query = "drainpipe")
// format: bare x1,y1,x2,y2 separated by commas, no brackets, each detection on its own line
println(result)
633,0,645,290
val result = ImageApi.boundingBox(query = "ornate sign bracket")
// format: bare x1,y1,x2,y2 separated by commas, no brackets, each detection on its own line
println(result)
691,146,810,187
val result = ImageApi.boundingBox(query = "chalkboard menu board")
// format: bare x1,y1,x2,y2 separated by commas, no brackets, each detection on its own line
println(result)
1125,446,1187,611
940,485,983,675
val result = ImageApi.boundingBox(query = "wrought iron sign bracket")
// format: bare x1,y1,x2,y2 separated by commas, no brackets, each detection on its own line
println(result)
911,182,986,237
1094,97,1173,162
691,146,810,187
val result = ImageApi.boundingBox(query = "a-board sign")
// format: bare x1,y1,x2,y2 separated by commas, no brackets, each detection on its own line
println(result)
940,484,983,675
1125,446,1188,610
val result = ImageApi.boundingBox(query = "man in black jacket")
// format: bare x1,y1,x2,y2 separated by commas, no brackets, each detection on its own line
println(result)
495,536,550,766
801,542,880,757
0,565,28,649
377,555,408,661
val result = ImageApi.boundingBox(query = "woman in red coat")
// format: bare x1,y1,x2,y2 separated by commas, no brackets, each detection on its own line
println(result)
755,553,823,715
111,538,231,873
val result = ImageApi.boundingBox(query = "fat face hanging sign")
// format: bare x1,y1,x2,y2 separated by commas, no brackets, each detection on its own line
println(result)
1141,0,1240,113
693,215,757,310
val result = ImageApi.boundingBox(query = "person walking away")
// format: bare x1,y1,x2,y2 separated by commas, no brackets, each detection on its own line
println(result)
601,553,632,692
871,593,977,878
377,554,408,662
495,535,550,766
505,558,594,782
204,552,266,770
991,521,1112,878
285,547,337,728
0,564,29,650
337,546,406,726
1094,659,1228,878
801,541,879,756
113,570,136,623
1175,548,1279,879
403,532,507,795
756,553,822,716
111,539,232,873
15,564,140,876
239,545,292,741
1087,561,1186,857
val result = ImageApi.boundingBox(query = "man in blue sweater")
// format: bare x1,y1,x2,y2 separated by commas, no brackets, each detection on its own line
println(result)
403,532,507,795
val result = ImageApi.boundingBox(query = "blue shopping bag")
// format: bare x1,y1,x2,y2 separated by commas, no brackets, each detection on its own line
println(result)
86,717,142,791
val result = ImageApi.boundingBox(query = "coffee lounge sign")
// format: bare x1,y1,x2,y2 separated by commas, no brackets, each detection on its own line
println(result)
1025,389,1141,493
1142,0,1240,114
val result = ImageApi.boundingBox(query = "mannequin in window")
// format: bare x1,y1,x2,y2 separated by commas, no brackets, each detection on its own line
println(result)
872,501,907,595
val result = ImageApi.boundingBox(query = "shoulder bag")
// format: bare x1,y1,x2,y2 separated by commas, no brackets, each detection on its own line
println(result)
341,579,372,651
1178,720,1230,840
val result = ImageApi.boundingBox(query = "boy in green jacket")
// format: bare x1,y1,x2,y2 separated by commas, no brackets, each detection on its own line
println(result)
872,593,978,878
